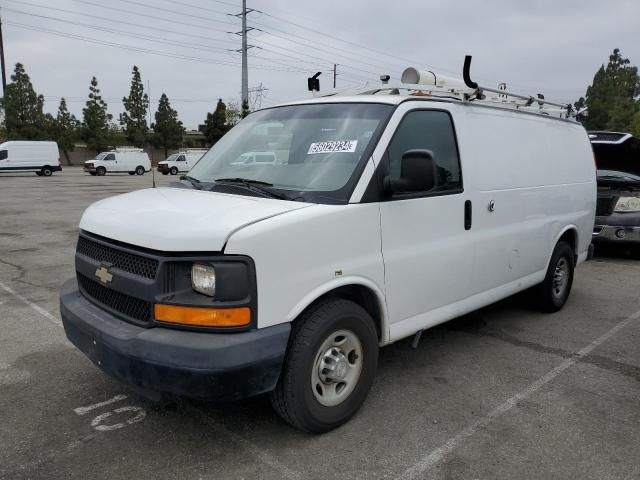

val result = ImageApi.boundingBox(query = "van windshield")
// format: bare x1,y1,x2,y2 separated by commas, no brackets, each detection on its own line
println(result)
165,154,180,162
187,103,393,203
94,153,108,161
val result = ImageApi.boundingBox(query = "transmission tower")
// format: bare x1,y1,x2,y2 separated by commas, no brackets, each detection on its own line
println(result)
248,83,269,110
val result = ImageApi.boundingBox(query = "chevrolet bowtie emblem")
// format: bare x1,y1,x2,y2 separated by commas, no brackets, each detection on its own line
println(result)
95,266,113,284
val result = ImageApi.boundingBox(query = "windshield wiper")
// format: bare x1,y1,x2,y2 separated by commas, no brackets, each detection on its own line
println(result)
180,175,202,190
213,177,291,200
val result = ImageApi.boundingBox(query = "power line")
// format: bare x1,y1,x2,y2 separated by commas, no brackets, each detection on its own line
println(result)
80,0,386,78
6,0,330,76
113,0,234,27
3,21,309,72
71,0,231,33
3,7,234,55
5,0,237,45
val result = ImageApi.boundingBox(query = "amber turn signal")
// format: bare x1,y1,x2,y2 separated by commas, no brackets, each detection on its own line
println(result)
154,304,251,327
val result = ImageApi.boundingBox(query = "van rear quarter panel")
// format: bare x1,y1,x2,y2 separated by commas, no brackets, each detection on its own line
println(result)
455,104,596,295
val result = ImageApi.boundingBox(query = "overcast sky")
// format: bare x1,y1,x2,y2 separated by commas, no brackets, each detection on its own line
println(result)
2,0,639,129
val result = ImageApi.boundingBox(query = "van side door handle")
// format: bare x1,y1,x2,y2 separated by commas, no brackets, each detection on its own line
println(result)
464,200,472,230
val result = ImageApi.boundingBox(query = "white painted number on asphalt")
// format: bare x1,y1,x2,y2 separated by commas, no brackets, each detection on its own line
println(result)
74,395,146,431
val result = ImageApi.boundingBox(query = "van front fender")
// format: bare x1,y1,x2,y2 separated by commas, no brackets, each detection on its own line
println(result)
286,276,390,345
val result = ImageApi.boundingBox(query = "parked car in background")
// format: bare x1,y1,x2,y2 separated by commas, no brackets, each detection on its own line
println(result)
590,131,640,245
157,149,207,175
83,148,151,176
0,141,61,176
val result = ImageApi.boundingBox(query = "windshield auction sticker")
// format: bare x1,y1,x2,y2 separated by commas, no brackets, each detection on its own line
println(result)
307,140,358,154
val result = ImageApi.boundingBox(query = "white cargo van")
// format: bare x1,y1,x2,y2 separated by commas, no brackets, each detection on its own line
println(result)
0,141,61,176
83,148,150,176
60,57,596,433
157,149,207,175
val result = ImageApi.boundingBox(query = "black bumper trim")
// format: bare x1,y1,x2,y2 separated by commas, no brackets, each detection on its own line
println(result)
60,278,290,401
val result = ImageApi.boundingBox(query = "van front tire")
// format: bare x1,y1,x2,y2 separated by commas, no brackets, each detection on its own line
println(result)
170,167,178,175
270,298,378,433
534,241,575,313
96,167,106,176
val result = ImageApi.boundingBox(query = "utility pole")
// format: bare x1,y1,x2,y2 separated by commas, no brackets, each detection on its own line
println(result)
230,1,255,112
241,0,248,109
0,12,6,95
230,2,257,114
333,64,337,89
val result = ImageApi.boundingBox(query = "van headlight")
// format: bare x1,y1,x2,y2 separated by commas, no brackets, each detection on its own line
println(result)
191,263,216,297
614,197,640,212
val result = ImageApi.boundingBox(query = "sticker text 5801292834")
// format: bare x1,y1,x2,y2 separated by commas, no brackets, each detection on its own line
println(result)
307,140,358,155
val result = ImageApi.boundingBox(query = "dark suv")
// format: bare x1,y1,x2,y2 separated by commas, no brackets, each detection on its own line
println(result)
590,131,640,245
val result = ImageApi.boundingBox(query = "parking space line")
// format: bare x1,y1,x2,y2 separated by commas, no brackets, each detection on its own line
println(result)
74,395,128,416
0,280,62,327
398,306,640,480
0,282,303,479
186,405,304,480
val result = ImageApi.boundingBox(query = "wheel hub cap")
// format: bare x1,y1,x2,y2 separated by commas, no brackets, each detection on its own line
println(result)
552,258,569,298
311,329,363,407
319,348,349,382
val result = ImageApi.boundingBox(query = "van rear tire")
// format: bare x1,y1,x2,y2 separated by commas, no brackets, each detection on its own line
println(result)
533,241,575,313
128,172,135,175
96,167,106,176
41,166,53,177
269,298,378,433
35,171,43,176
135,166,145,175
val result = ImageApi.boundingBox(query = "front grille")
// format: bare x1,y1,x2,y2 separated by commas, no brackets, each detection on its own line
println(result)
596,197,615,216
77,273,152,324
77,236,159,279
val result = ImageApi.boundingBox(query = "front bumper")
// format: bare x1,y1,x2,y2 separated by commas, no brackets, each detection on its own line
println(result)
60,279,290,401
592,225,640,243
157,164,170,173
83,166,95,172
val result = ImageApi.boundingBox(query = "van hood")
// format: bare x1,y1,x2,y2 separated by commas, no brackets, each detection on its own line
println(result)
79,187,312,251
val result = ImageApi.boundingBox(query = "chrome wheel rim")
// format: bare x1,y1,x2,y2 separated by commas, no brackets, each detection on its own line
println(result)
552,257,569,299
311,329,363,407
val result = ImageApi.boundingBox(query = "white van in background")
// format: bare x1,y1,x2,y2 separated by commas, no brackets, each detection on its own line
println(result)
0,141,61,176
84,148,151,176
157,149,207,175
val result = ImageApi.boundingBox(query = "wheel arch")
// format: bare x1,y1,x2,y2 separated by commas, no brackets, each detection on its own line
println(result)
286,277,389,344
550,225,579,267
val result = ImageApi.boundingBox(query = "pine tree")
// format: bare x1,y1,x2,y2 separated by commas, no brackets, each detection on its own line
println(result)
2,63,47,139
578,49,640,132
151,93,184,157
119,65,149,147
52,98,80,165
82,76,113,153
203,99,228,145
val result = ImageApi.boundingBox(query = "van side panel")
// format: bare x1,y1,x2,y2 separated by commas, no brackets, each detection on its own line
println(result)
0,141,59,170
224,203,389,341
456,106,596,297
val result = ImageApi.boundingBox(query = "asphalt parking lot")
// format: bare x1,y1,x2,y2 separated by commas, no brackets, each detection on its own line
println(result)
1,168,640,480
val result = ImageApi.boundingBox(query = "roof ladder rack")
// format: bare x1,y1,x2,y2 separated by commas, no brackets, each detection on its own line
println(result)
462,55,572,117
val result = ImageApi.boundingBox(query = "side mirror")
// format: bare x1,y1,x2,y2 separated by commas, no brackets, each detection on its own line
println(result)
384,149,436,194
